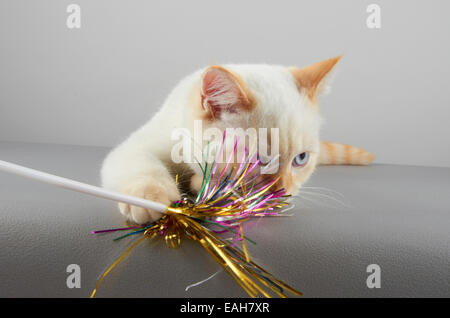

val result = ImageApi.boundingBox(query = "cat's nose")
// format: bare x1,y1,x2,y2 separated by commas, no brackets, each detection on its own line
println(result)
275,176,289,193
274,173,295,195
254,173,284,192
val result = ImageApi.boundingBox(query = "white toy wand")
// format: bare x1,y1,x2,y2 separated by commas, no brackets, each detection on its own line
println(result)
0,160,167,214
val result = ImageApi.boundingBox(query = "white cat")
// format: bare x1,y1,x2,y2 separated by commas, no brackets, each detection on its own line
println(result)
101,57,374,224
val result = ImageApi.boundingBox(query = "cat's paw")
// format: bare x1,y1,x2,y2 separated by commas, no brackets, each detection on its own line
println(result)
118,178,180,224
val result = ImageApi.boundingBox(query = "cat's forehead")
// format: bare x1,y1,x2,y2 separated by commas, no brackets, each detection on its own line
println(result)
224,64,304,108
225,65,319,125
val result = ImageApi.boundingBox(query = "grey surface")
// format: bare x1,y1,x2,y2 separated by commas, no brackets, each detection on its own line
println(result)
0,141,448,297
1,1,450,167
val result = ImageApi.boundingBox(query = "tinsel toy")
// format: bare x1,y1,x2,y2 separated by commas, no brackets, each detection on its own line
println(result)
0,138,302,298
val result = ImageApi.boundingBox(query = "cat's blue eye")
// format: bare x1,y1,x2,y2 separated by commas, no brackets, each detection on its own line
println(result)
292,152,310,167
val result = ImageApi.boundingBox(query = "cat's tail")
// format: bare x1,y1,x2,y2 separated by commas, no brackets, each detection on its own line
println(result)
318,141,375,165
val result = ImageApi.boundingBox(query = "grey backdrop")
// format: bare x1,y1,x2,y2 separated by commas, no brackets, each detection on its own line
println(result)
1,0,449,167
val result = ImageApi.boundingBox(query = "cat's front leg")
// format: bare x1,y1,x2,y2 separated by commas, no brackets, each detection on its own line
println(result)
101,148,180,224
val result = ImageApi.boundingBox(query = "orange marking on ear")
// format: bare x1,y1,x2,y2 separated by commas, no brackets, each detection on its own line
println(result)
290,56,341,102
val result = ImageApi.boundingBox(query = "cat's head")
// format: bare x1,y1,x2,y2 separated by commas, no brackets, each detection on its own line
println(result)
192,57,340,195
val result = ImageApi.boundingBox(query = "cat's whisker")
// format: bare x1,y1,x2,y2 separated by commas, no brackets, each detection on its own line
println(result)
300,186,346,198
296,190,350,208
292,191,345,209
288,194,314,209
277,204,296,214
299,196,338,209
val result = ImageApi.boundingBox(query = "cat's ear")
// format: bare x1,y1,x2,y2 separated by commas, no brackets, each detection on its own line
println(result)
201,66,254,119
290,56,341,102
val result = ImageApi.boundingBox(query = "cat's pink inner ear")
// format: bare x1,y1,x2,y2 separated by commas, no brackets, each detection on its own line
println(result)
201,66,252,119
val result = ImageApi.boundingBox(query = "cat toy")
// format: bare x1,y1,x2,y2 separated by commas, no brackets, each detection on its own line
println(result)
0,138,302,298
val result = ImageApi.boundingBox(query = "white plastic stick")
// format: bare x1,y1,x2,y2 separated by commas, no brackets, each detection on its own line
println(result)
0,160,167,214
